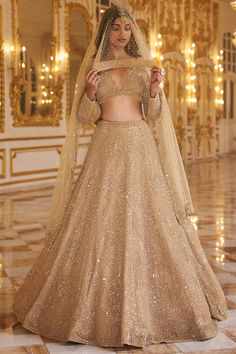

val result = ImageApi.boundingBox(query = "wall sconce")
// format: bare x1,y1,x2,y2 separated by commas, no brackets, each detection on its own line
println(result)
151,33,163,65
185,43,197,106
214,50,224,116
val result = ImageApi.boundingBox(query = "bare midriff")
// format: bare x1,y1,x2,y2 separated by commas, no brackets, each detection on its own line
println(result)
100,95,143,122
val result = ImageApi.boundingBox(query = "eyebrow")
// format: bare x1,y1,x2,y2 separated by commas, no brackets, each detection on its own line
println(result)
112,23,130,27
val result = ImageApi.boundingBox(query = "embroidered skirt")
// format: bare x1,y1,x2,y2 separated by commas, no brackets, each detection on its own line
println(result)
13,118,228,347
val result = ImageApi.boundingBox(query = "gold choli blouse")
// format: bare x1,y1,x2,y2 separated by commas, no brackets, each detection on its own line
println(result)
77,66,162,125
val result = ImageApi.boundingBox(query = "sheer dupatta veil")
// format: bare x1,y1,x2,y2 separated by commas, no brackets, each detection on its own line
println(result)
45,5,194,249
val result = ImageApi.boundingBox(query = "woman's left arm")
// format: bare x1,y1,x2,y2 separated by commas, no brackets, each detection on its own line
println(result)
77,91,100,125
143,66,163,121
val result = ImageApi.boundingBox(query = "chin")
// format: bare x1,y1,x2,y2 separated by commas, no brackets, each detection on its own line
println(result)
116,42,128,49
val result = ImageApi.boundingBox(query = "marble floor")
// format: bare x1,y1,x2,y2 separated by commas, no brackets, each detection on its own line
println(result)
0,153,236,353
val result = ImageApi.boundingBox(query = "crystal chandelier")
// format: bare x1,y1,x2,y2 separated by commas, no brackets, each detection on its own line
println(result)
230,1,236,10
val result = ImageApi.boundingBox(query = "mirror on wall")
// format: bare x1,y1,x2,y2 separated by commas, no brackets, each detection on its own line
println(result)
10,0,63,127
0,5,4,133
65,4,92,118
69,10,89,110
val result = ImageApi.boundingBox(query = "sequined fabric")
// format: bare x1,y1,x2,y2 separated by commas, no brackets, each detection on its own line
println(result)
96,67,145,105
77,67,161,125
13,119,228,347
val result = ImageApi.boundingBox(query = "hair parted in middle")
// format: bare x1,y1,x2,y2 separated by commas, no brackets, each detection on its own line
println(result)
92,5,141,59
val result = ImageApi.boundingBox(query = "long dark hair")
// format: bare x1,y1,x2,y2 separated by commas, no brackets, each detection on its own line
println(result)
92,5,140,59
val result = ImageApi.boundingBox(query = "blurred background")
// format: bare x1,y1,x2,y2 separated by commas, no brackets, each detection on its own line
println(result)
0,0,235,189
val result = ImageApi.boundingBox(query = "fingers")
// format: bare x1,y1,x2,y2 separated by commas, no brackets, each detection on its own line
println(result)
151,71,163,81
150,66,164,76
94,76,100,87
86,69,100,84
150,65,164,86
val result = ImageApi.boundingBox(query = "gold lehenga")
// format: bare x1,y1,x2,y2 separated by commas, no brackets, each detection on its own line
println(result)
13,116,228,347
13,5,228,348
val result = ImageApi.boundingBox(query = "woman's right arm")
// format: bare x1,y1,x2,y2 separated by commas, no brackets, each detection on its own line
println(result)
77,69,100,124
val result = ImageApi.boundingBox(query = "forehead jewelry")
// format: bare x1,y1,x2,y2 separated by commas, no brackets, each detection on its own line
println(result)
119,8,128,22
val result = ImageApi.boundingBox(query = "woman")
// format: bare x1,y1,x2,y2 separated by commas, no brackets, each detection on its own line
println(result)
13,5,228,348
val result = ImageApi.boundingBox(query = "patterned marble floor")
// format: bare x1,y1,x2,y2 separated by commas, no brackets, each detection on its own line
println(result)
0,153,236,353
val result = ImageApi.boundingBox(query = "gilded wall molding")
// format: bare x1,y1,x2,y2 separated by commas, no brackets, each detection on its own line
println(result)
128,0,146,11
192,0,212,59
0,5,5,133
10,0,64,127
195,58,216,158
0,175,58,186
10,145,62,177
0,149,6,178
136,19,149,45
64,0,93,120
9,142,89,177
158,0,184,54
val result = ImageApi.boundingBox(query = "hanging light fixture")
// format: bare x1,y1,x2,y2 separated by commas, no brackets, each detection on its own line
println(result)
230,1,236,10
232,30,236,47
229,2,236,46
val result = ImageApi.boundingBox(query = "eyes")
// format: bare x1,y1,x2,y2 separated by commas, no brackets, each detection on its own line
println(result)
111,24,131,32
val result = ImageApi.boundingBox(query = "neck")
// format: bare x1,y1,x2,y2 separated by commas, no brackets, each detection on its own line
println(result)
109,46,127,59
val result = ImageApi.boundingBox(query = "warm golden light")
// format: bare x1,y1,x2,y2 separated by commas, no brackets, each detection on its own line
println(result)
185,45,197,106
230,1,236,11
4,45,10,52
214,51,224,110
150,32,163,64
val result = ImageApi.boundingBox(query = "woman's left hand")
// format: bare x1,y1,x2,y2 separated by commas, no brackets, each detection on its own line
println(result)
150,66,164,98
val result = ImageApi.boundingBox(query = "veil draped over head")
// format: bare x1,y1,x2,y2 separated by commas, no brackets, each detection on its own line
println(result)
45,5,194,248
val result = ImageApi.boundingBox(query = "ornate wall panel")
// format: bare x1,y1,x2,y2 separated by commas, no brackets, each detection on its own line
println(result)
162,53,188,159
134,0,224,162
0,149,6,178
0,5,4,133
195,58,215,159
9,145,62,177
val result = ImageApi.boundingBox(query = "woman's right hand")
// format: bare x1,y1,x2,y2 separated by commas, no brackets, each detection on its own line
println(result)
85,69,100,101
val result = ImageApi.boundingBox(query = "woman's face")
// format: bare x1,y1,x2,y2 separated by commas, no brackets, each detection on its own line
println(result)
108,17,132,49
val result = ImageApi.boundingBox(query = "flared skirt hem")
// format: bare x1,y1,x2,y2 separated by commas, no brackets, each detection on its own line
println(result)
15,317,218,348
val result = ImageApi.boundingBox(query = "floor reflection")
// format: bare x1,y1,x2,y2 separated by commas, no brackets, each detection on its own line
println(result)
0,154,236,353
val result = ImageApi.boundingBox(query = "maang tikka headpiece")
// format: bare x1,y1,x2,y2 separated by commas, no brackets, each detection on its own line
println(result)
118,7,128,22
